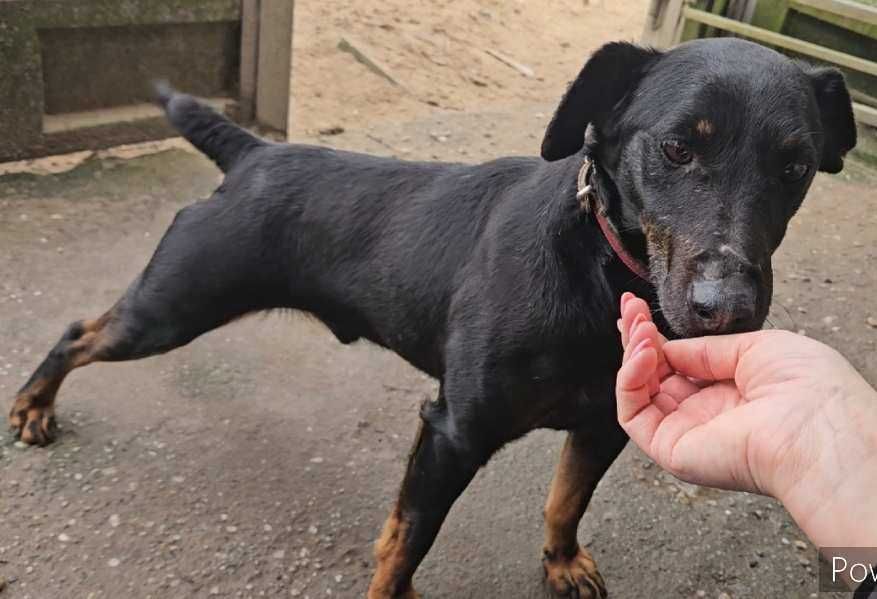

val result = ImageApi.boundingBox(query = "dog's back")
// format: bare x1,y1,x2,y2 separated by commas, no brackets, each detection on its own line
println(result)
158,86,550,374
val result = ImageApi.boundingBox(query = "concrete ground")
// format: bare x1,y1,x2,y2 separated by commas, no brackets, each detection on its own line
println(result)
1,105,875,599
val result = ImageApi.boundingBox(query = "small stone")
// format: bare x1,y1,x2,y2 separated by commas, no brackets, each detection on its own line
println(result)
781,537,790,545
273,550,286,560
226,526,238,533
13,441,28,449
696,591,706,598
308,525,318,535
109,514,121,528
108,558,120,568
794,540,807,551
58,533,71,543
318,126,344,136
210,586,220,595
866,316,877,328
718,593,731,599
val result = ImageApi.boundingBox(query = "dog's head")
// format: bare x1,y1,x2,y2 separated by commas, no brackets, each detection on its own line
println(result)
543,38,856,337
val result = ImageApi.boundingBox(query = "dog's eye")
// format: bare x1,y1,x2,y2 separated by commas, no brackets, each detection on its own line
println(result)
782,162,810,183
661,140,692,165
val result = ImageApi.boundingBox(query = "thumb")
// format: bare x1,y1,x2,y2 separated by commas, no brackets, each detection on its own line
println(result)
663,333,760,382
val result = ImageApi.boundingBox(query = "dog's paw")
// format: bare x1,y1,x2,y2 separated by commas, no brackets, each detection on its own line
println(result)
543,545,607,599
8,394,57,446
366,586,419,599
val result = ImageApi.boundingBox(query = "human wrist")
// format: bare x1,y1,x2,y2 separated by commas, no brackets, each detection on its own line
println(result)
779,386,877,549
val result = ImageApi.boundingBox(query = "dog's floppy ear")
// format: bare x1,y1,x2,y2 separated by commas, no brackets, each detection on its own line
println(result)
807,66,856,173
541,42,660,161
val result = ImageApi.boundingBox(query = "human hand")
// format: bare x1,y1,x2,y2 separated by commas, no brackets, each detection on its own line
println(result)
615,292,877,548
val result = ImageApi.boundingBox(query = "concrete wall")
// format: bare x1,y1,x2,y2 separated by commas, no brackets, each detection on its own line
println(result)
0,0,242,161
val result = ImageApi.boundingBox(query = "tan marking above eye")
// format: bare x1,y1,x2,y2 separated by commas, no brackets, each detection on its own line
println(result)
695,119,715,136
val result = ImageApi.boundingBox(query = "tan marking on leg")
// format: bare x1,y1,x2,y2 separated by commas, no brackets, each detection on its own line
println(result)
368,508,419,599
69,314,113,368
542,434,607,599
544,444,589,557
9,312,114,445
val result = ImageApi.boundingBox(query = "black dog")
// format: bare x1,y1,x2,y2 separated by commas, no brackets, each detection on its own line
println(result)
10,38,855,598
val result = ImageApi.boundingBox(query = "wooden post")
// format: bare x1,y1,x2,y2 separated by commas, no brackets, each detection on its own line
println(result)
256,0,294,133
640,0,687,48
239,0,260,123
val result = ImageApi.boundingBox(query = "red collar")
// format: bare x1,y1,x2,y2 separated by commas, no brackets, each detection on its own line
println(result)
576,158,651,282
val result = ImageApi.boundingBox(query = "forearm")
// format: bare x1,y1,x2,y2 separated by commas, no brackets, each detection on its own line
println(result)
780,386,877,553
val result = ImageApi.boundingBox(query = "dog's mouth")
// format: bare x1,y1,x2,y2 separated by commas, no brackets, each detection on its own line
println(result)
643,224,768,337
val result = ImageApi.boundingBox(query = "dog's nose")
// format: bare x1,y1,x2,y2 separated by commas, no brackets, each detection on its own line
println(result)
689,275,757,333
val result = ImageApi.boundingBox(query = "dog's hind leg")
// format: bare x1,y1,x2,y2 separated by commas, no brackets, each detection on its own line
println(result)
542,407,627,599
9,200,287,445
8,314,115,445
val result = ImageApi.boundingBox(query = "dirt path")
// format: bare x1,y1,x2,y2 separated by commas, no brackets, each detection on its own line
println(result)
290,0,649,137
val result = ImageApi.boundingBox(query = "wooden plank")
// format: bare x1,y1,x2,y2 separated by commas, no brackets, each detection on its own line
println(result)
682,6,877,76
256,0,294,133
704,0,732,37
791,0,877,40
792,0,877,26
853,101,877,128
640,0,688,48
483,48,535,78
750,0,790,32
43,99,232,134
681,0,712,42
338,35,405,87
239,0,260,123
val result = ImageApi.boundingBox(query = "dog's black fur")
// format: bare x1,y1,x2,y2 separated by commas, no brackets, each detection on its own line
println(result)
10,39,856,598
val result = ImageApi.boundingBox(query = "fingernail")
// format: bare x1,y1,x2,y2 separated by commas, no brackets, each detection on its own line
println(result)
616,319,623,333
620,292,633,312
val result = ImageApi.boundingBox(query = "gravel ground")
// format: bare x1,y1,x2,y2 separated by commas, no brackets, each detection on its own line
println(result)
1,97,876,599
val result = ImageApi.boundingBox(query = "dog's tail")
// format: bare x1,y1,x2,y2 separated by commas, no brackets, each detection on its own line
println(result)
153,81,265,173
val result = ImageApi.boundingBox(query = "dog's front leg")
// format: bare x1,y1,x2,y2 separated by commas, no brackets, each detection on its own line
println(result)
368,394,497,599
542,409,628,599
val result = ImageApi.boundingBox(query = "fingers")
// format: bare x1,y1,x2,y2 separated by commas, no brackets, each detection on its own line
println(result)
620,293,668,393
616,339,670,457
624,317,660,395
663,333,760,382
617,338,658,423
620,294,652,349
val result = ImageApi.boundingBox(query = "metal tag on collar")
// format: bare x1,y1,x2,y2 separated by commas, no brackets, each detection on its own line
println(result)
576,157,595,210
